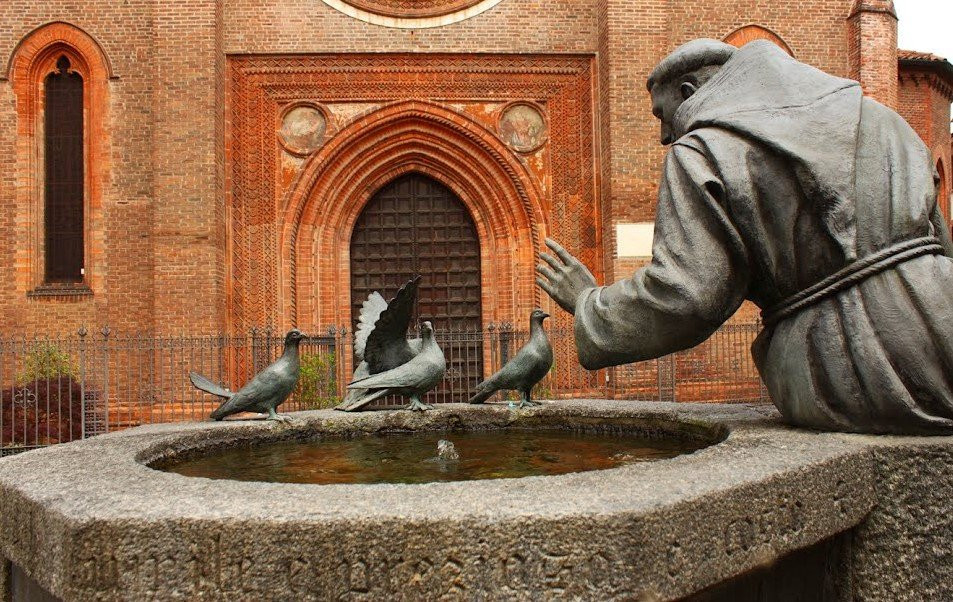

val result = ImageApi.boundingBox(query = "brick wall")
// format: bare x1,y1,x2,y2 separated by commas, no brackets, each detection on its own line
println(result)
897,67,953,221
598,0,856,283
222,0,597,54
0,0,938,340
152,0,226,335
848,0,898,109
0,2,156,335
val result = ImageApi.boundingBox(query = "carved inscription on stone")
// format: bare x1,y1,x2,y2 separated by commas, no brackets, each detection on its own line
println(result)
275,547,623,598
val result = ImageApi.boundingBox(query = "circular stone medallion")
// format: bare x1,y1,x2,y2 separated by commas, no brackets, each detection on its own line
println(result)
498,102,547,153
278,103,328,156
320,0,504,28
344,0,483,18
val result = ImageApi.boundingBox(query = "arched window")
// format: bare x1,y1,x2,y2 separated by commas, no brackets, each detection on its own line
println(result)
44,56,85,283
7,22,111,295
723,25,794,56
937,158,950,223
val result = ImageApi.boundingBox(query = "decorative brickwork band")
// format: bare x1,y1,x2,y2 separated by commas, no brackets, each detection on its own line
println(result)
226,54,599,340
723,25,793,56
342,0,484,18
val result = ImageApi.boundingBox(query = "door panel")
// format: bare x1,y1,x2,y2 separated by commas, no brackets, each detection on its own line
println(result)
350,174,483,403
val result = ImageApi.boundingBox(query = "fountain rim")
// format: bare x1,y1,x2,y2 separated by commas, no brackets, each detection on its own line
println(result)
0,399,896,601
141,404,727,484
0,400,875,525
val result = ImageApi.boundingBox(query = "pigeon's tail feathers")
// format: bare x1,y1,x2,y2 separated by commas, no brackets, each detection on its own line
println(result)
468,376,499,404
467,385,496,404
209,405,228,420
341,361,371,407
190,372,233,400
335,387,392,412
355,292,388,360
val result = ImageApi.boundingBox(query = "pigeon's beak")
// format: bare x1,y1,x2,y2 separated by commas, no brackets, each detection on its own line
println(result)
542,312,550,319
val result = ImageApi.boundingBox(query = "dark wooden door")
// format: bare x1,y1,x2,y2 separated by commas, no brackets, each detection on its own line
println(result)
350,173,483,403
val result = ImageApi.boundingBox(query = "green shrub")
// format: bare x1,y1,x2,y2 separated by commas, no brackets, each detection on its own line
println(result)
296,352,339,409
17,342,76,384
4,343,83,447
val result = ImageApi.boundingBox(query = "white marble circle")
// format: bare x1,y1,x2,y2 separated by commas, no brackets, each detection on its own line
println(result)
319,0,505,29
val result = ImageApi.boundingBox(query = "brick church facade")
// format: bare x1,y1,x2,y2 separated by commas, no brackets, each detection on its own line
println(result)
0,0,950,343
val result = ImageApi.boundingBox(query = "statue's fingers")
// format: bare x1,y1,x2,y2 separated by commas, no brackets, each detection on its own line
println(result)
536,278,556,298
545,238,574,264
539,252,562,269
536,264,556,281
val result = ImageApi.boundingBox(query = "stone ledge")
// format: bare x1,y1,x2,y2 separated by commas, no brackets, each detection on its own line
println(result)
0,401,946,600
26,284,93,299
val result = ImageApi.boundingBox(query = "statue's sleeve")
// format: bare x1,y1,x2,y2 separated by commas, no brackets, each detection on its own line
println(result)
573,143,751,369
930,202,953,258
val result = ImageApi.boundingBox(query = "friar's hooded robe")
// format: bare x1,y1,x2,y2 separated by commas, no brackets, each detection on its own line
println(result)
574,40,953,434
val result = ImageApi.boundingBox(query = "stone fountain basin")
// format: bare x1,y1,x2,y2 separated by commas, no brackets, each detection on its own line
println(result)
0,400,950,601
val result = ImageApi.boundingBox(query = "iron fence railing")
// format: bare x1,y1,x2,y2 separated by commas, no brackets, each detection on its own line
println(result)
0,322,768,455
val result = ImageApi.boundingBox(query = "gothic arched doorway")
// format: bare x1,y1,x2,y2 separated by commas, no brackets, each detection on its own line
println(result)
350,173,483,402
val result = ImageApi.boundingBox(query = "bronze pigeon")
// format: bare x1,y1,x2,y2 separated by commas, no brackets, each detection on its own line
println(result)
345,320,446,412
190,329,307,422
336,277,430,411
469,309,552,408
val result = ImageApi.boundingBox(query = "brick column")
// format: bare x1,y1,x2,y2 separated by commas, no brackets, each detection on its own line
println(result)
597,0,670,284
848,0,899,109
152,0,226,334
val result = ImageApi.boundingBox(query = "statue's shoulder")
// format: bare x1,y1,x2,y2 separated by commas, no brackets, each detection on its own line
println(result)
672,127,749,157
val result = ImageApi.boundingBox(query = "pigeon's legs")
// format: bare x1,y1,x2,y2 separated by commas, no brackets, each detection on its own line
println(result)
517,390,541,409
267,407,294,423
406,395,433,412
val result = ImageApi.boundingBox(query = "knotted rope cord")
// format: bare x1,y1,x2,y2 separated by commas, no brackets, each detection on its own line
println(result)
761,236,944,328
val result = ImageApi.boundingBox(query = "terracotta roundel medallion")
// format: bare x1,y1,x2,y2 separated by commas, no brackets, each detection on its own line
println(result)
278,103,329,156
341,0,484,18
498,102,548,153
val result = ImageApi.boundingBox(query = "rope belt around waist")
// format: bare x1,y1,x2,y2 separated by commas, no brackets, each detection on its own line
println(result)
761,236,945,328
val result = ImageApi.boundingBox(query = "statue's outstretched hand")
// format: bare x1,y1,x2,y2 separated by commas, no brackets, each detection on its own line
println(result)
536,238,598,315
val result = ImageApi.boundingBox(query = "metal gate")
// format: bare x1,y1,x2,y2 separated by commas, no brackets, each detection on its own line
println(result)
350,173,483,402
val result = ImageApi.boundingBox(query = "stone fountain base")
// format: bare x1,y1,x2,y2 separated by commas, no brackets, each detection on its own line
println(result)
0,400,950,601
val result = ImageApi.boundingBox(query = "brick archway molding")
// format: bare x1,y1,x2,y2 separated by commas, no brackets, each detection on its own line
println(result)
281,100,546,333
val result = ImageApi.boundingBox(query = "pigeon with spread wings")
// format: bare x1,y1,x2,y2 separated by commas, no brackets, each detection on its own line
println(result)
346,320,446,412
336,277,438,411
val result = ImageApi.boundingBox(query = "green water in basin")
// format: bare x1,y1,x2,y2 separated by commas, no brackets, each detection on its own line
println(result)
163,429,700,485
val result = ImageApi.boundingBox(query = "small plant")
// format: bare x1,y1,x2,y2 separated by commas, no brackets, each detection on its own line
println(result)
17,342,76,384
296,352,339,410
2,342,84,448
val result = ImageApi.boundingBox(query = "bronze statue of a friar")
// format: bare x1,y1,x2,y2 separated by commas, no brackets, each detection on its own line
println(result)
537,39,953,435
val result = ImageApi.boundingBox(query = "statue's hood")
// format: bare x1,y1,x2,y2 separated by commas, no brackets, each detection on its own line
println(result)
673,40,864,257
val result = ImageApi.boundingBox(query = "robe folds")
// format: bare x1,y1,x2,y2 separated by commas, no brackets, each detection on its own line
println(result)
575,40,953,434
